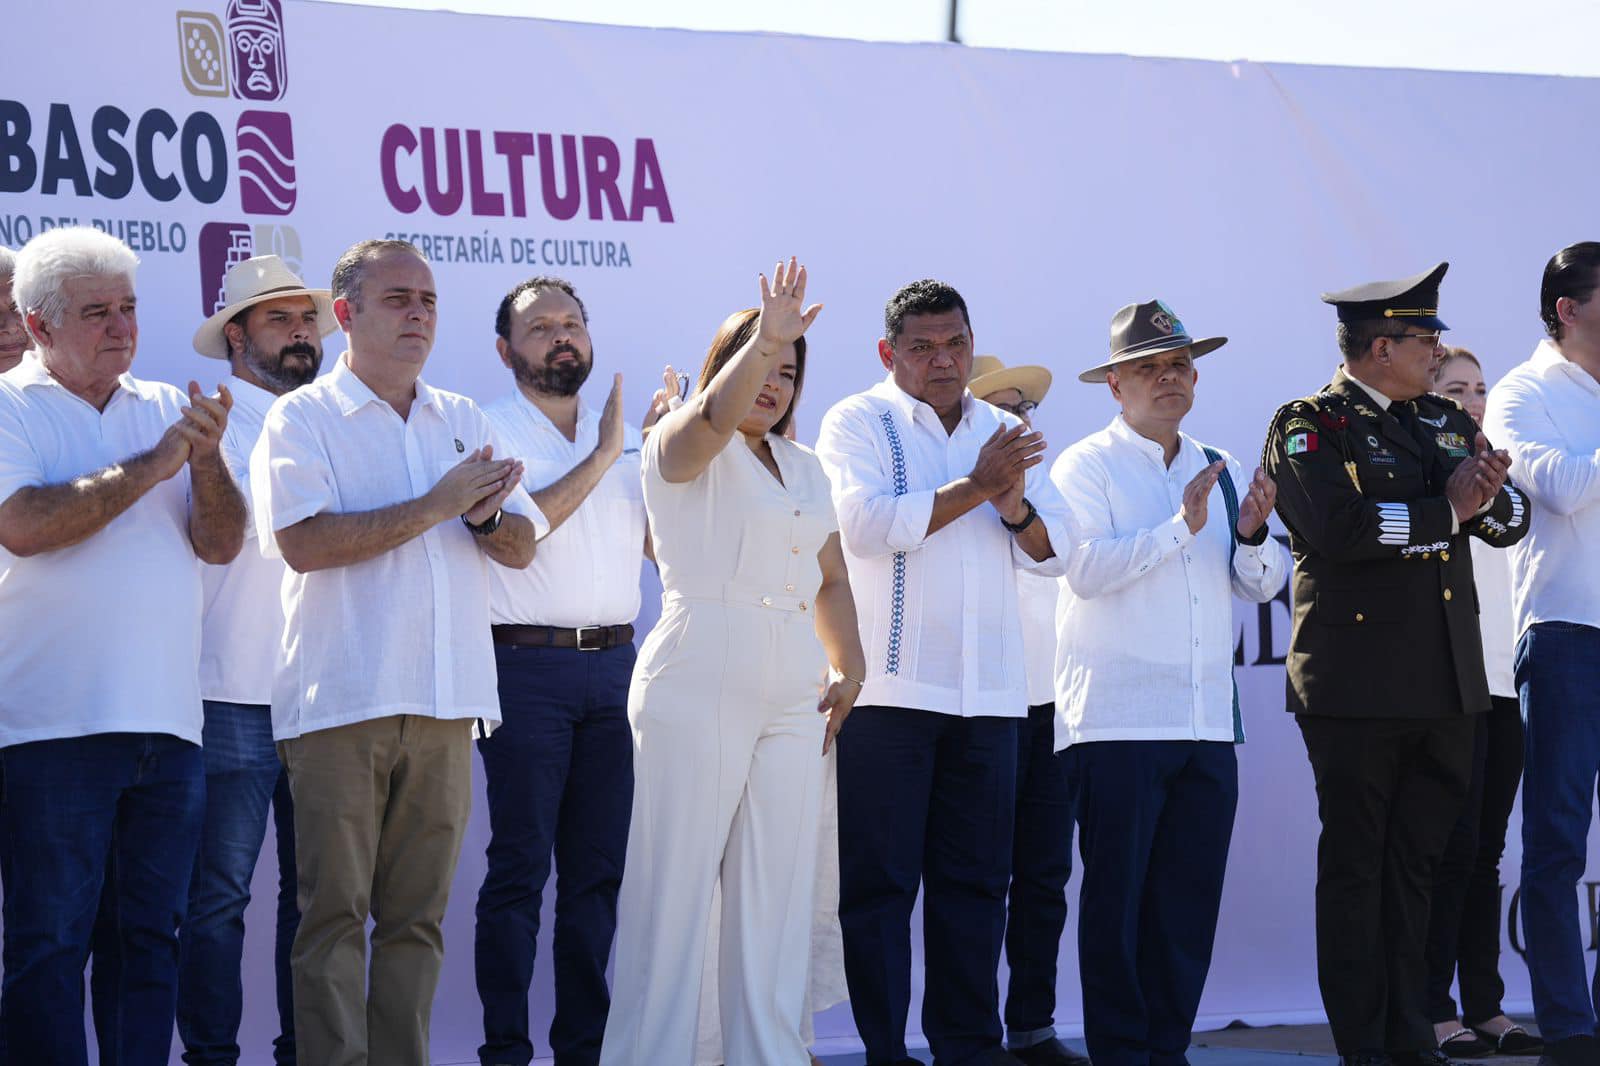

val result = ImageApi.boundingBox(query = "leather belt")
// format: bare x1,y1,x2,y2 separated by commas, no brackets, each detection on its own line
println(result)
491,624,634,651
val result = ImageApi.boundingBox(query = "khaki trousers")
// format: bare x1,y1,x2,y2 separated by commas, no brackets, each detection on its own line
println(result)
278,714,474,1066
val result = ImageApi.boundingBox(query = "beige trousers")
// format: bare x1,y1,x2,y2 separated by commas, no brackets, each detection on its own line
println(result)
278,714,474,1066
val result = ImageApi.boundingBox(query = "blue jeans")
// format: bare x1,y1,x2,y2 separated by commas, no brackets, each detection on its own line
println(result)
177,701,300,1066
0,732,205,1064
1518,620,1600,1043
475,643,635,1066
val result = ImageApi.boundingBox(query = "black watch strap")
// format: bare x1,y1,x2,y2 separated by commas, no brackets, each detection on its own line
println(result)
463,509,503,536
1000,497,1038,534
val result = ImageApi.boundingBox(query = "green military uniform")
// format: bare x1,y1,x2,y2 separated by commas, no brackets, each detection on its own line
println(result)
1261,263,1529,1065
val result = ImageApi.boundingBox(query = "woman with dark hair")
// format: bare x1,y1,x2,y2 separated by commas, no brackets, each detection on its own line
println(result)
600,259,866,1065
1424,347,1541,1058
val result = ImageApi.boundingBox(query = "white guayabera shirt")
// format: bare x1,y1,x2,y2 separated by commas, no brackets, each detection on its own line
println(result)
816,377,1073,718
250,354,545,741
482,391,646,627
1050,415,1291,750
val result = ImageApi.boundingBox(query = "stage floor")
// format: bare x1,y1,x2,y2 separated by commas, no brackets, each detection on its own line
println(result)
813,1019,1543,1066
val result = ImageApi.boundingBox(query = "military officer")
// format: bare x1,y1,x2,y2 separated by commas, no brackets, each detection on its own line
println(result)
1262,263,1529,1066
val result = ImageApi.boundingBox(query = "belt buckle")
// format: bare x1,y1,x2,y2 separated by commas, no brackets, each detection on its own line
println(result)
575,625,605,652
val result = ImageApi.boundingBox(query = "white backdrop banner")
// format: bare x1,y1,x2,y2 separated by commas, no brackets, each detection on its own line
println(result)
6,2,1600,1062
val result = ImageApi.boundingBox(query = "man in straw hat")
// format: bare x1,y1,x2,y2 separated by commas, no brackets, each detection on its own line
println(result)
0,226,245,1060
176,254,338,1066
1262,264,1527,1066
1051,300,1289,1066
969,355,1088,1066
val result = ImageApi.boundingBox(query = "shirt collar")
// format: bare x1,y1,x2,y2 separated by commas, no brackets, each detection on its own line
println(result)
1532,337,1600,387
1337,364,1393,408
873,373,976,430
514,388,594,436
1106,412,1195,466
327,352,440,417
12,353,135,404
225,374,279,417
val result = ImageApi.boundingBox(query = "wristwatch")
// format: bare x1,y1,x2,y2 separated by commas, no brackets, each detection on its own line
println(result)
1000,498,1038,534
462,509,503,536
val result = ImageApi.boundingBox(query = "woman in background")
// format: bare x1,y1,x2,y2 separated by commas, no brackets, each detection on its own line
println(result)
1424,346,1542,1057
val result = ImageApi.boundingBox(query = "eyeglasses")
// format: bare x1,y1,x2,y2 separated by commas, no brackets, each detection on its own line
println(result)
1386,331,1444,348
994,400,1039,416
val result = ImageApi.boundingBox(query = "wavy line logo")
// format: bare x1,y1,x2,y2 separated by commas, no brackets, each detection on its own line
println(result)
237,110,296,215
197,221,302,316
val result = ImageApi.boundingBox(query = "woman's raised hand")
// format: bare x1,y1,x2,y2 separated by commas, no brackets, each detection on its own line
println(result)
755,257,822,354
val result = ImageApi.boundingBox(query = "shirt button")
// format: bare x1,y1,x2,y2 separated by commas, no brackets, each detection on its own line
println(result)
1421,552,1430,560
1443,588,1453,601
785,584,795,592
791,546,800,554
793,509,801,517
761,596,773,606
1355,612,1365,623
1440,550,1450,561
799,601,808,611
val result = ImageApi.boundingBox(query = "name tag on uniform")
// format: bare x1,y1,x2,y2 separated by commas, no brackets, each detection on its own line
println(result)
1367,451,1398,466
1434,432,1469,457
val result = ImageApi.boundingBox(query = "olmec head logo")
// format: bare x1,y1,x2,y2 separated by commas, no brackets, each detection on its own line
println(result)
178,0,287,103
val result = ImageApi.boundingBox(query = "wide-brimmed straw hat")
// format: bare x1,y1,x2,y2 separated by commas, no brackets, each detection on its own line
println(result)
1078,299,1227,383
969,354,1052,405
192,255,337,359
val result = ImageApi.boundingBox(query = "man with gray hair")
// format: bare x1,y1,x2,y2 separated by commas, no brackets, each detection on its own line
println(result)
251,238,543,1066
0,246,28,373
0,226,246,1062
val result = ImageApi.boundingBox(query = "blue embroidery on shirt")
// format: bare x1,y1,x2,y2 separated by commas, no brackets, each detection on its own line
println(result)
879,410,908,676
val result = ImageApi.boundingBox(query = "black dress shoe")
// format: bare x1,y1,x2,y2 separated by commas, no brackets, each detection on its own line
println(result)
1012,1037,1092,1066
1394,1049,1461,1066
1540,1034,1600,1066
1340,1052,1393,1066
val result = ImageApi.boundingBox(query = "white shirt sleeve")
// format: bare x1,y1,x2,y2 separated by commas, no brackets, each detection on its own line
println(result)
1224,456,1291,602
816,401,936,558
476,406,548,537
1486,375,1600,518
1013,455,1073,576
249,402,334,558
1052,447,1194,599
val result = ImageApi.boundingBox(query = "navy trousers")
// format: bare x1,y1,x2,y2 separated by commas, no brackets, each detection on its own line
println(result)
474,642,635,1066
1063,740,1238,1066
1004,703,1076,1046
838,704,1020,1066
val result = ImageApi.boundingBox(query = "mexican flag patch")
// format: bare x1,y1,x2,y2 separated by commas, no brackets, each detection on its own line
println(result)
1287,431,1318,455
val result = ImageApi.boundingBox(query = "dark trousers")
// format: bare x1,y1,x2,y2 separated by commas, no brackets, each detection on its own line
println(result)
475,642,635,1066
1063,740,1238,1066
1518,621,1600,1043
1004,703,1076,1045
1423,696,1524,1025
177,701,300,1066
0,732,205,1065
838,704,1019,1066
1298,714,1475,1054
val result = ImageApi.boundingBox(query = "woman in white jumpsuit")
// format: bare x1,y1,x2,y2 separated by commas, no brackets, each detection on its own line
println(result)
601,260,865,1066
